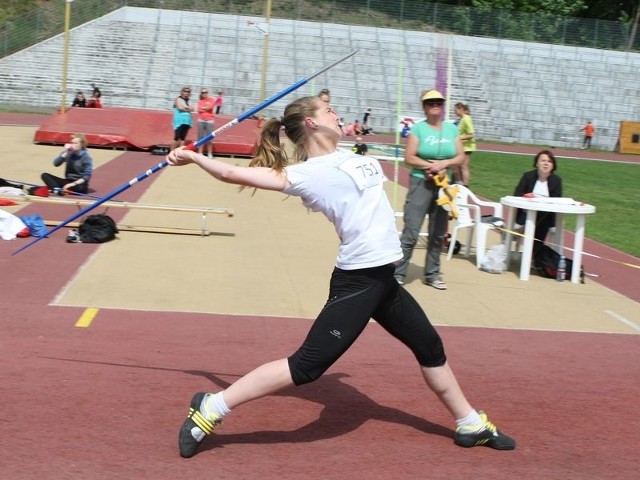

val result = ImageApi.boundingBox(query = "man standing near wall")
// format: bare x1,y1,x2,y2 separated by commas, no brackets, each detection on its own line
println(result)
580,121,595,149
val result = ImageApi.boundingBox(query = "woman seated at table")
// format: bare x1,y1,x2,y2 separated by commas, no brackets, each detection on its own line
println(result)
513,149,563,246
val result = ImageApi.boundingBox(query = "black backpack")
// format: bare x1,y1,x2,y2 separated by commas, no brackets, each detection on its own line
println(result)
533,244,577,281
0,177,23,189
79,214,118,243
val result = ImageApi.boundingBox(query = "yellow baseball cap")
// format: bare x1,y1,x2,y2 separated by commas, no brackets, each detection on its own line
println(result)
421,90,445,102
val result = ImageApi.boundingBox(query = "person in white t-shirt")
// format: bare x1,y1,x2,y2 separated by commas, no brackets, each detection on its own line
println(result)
167,95,515,458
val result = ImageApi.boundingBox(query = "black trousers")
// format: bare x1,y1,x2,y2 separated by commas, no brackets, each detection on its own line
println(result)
516,209,555,244
41,173,88,194
288,263,446,385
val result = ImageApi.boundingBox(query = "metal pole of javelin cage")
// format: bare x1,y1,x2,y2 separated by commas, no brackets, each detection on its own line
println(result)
60,0,73,113
259,0,273,104
12,50,359,256
445,35,453,122
393,43,404,211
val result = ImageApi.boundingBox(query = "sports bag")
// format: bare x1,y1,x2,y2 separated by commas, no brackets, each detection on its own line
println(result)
533,244,573,280
79,214,118,243
19,213,47,238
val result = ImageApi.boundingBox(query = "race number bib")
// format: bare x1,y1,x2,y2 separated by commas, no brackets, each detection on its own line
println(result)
338,157,384,190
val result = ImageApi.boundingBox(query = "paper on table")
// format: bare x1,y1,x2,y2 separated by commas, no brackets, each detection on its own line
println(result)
510,196,584,205
523,196,582,205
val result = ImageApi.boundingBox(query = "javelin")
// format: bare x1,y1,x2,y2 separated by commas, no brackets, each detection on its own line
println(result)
12,50,358,255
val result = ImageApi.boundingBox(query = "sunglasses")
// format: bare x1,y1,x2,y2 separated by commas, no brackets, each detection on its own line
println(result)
201,91,208,94
423,100,445,106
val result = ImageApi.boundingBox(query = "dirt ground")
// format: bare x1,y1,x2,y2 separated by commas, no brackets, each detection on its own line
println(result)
2,124,638,331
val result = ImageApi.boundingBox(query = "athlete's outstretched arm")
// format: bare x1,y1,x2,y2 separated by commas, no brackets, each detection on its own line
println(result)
167,148,289,191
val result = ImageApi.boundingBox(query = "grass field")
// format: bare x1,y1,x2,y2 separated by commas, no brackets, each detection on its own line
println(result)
470,151,640,257
360,142,639,257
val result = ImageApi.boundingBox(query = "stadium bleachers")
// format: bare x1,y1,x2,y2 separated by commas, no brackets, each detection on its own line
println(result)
1,6,639,150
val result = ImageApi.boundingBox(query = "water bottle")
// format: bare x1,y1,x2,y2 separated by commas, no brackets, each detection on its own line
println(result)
556,255,566,282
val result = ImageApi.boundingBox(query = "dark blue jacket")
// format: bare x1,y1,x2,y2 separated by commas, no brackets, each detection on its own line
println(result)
513,170,563,233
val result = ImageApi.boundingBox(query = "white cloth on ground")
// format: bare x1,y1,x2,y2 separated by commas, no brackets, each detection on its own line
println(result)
0,209,27,240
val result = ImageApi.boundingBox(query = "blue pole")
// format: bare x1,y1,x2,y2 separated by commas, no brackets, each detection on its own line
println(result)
12,50,358,255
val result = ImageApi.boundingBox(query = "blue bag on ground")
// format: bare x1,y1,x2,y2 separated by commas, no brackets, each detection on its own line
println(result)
19,213,47,238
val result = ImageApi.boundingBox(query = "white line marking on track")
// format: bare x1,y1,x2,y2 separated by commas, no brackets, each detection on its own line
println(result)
605,310,640,332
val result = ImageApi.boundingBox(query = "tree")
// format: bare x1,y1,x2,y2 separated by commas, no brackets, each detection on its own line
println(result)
470,0,587,17
627,1,640,50
582,1,639,21
0,0,39,23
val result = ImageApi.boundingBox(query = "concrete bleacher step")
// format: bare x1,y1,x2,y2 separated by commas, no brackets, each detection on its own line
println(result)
1,6,640,147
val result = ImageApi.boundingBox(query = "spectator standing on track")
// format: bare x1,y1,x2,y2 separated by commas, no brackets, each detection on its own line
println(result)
362,108,373,135
453,102,476,186
171,86,194,150
343,121,355,136
214,91,224,114
580,121,595,149
363,108,371,125
40,133,92,194
196,88,216,159
353,119,363,136
394,89,464,290
167,94,515,459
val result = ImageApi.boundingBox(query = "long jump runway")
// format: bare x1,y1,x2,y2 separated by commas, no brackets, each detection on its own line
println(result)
1,139,639,479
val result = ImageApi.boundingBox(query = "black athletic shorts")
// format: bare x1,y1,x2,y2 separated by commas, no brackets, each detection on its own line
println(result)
288,263,446,385
174,124,191,141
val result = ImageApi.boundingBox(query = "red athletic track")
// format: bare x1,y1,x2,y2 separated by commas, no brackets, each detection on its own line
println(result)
1,114,639,480
2,307,638,480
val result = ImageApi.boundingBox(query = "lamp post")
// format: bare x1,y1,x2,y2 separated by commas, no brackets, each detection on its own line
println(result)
259,0,272,103
60,0,74,113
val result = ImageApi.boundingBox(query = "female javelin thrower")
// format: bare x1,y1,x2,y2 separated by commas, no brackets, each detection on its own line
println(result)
166,96,516,458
